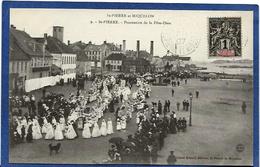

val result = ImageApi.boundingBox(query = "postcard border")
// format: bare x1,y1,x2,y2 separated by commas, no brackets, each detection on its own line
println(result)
1,1,259,167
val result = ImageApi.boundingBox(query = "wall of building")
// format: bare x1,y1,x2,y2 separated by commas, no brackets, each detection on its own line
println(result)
9,60,31,91
52,53,62,68
105,60,122,71
61,53,77,75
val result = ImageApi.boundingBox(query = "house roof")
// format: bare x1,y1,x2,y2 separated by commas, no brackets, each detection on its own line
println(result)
10,28,52,59
101,42,121,51
125,50,152,60
10,34,31,61
69,41,87,51
105,53,125,60
34,36,74,54
179,57,191,61
84,43,102,52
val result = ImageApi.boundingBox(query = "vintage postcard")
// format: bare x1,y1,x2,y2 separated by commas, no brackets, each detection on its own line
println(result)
1,2,259,167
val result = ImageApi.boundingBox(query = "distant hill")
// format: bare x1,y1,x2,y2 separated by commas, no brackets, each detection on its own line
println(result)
211,59,253,64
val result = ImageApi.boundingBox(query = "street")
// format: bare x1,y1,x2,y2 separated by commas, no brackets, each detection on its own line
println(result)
9,79,253,165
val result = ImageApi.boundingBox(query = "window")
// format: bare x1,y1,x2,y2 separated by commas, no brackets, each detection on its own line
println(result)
24,76,27,80
40,72,42,78
11,62,15,72
12,62,15,73
21,62,23,72
17,62,19,72
25,62,27,72
10,62,12,73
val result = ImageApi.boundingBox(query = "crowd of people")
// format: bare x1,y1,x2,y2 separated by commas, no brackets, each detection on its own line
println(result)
9,75,153,145
9,72,194,164
104,78,188,164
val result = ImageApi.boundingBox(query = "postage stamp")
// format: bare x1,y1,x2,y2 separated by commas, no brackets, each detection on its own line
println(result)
209,17,241,57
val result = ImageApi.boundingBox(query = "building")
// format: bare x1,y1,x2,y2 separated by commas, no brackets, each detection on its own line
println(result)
161,50,191,72
151,56,164,72
70,40,122,74
104,53,125,72
125,40,154,61
76,51,92,75
122,57,151,74
9,25,52,93
34,26,77,82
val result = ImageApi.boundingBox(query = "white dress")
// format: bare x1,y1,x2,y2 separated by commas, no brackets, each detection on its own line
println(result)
65,124,77,139
100,120,107,136
41,117,48,134
54,123,64,140
136,115,140,124
59,117,66,131
121,118,127,130
32,119,42,140
116,120,122,130
52,117,57,125
82,123,92,139
92,122,101,138
45,123,54,140
107,119,114,134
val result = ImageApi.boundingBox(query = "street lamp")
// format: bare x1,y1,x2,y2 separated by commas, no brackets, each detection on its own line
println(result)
189,92,193,126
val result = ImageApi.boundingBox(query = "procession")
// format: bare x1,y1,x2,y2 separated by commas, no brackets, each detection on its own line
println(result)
9,72,195,164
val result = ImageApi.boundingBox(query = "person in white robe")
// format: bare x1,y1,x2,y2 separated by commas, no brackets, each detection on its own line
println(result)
41,117,48,134
92,122,101,138
65,123,77,139
54,123,64,140
45,122,54,140
82,122,92,139
116,118,122,131
121,117,127,130
59,116,66,131
32,118,42,140
107,118,113,135
136,113,140,124
51,116,57,125
100,119,107,136
21,116,28,127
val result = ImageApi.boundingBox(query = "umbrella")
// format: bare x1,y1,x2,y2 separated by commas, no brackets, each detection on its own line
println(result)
109,137,124,144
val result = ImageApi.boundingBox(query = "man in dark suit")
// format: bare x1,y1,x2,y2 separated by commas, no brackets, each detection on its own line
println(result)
167,151,177,164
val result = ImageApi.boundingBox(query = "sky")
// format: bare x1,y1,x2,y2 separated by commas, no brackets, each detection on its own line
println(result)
10,9,253,61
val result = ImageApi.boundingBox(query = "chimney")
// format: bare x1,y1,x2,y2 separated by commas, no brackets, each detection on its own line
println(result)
136,40,140,58
67,40,70,45
123,40,126,52
43,33,48,45
53,26,64,42
150,41,154,56
104,41,107,44
119,44,122,51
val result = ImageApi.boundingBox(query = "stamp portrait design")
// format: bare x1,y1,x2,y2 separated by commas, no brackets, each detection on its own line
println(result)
209,17,241,57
